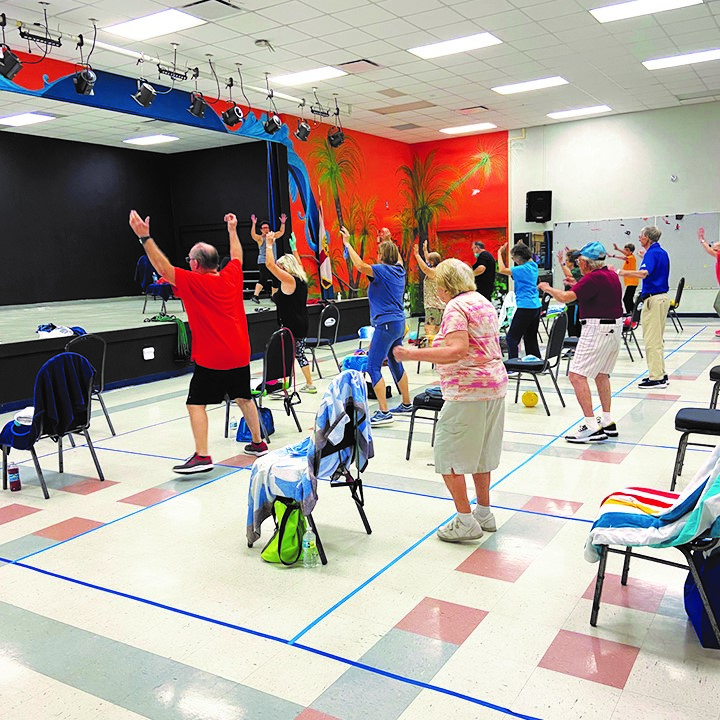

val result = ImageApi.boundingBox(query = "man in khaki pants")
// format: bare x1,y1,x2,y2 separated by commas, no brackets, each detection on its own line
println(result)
619,226,670,389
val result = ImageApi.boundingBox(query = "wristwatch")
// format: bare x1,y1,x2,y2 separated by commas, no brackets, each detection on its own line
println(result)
138,235,151,245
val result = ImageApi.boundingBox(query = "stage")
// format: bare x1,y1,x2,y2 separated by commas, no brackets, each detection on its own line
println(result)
0,295,371,411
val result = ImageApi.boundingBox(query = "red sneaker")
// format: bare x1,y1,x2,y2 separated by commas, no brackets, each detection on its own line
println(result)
244,441,268,457
173,453,214,474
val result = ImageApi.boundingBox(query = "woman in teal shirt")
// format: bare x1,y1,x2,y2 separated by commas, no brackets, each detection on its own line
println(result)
498,243,541,359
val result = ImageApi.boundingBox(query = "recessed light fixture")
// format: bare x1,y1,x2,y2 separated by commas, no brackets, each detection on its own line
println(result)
105,9,205,41
123,134,179,146
0,112,55,127
270,67,347,87
590,0,703,23
408,32,502,59
643,47,720,69
492,76,568,95
547,105,612,119
439,122,498,135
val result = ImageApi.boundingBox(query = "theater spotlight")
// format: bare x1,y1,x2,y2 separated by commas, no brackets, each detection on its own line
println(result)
0,44,22,80
264,113,281,134
222,102,243,128
327,126,345,148
131,80,156,108
294,120,311,142
73,67,97,96
188,91,207,119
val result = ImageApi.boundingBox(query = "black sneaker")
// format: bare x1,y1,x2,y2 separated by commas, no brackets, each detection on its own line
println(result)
638,378,668,389
173,453,214,474
251,296,260,304
600,421,618,437
244,441,268,456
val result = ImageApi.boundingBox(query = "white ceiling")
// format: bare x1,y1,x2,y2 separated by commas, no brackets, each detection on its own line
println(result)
1,0,720,151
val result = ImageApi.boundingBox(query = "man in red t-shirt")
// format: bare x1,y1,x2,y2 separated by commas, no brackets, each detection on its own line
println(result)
539,241,623,444
129,210,267,473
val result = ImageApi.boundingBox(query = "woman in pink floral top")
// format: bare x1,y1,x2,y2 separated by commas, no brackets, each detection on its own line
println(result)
394,259,507,543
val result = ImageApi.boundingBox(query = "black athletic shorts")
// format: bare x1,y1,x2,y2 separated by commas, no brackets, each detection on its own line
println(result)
258,263,280,290
187,364,252,405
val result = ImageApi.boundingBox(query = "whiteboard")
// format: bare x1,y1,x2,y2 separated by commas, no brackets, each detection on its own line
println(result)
553,213,720,291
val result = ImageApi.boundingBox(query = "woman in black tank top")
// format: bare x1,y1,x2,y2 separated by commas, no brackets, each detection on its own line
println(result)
264,233,316,393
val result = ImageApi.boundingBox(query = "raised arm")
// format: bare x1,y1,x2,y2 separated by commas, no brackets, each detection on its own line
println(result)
414,244,435,278
225,213,243,264
250,214,263,244
497,243,511,277
699,227,718,258
264,232,296,292
341,226,373,276
129,210,176,285
538,281,576,305
273,213,287,242
393,330,469,365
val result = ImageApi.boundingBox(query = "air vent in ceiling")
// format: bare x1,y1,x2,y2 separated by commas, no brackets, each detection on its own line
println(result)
182,0,243,21
338,59,382,74
379,88,405,98
457,105,489,115
391,123,421,130
370,100,435,115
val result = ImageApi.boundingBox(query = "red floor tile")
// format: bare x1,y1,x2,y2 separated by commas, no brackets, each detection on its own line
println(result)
539,629,640,689
456,548,533,582
395,596,487,645
34,517,104,541
579,449,628,464
119,488,177,507
217,453,256,468
0,504,42,525
670,374,697,381
61,479,119,495
582,573,667,614
523,496,583,516
296,710,340,720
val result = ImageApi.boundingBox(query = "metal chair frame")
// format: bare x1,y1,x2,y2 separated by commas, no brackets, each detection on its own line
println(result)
306,304,341,379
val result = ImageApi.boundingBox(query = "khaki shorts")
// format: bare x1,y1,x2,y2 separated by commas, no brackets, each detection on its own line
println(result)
434,398,505,475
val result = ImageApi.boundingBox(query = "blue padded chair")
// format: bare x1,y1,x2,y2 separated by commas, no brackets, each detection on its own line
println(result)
1,352,105,499
135,256,184,315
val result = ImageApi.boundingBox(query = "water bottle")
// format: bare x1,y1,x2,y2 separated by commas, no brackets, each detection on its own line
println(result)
8,464,21,492
337,292,342,301
229,415,238,433
302,527,320,568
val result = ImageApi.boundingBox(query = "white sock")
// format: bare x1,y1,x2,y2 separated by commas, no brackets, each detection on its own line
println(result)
475,504,491,517
584,416,599,430
601,412,613,426
457,512,474,524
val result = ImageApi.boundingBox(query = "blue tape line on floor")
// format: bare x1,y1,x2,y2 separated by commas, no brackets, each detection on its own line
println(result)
1,558,540,720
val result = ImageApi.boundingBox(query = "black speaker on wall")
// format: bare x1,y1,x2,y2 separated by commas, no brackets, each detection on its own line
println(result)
526,190,552,223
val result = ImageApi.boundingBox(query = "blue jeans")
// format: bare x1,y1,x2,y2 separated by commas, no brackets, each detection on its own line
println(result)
367,319,406,387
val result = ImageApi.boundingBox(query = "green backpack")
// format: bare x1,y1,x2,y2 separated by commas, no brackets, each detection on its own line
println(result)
261,497,307,566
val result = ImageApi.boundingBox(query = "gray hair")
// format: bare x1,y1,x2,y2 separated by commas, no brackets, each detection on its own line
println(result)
582,258,606,271
641,226,662,243
191,242,219,270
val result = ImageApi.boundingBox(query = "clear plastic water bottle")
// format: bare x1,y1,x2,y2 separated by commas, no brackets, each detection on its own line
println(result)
229,415,238,433
8,464,21,492
302,527,320,568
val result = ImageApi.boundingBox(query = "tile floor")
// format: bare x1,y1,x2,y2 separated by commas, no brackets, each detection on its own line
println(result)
1,319,720,719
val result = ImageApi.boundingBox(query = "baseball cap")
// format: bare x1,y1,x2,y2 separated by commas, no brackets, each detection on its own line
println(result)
571,241,607,261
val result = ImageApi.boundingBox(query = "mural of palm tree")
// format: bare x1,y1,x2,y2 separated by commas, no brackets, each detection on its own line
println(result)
309,135,362,293
345,195,377,295
448,138,507,195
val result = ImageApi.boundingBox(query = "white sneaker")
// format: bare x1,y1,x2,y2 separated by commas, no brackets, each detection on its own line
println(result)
472,508,497,532
437,515,484,543
565,424,608,443
299,384,317,394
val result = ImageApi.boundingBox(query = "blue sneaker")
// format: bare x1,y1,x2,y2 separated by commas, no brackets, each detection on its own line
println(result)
389,403,413,415
370,410,394,426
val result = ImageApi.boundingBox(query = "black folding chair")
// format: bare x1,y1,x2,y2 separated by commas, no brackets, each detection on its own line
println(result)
538,292,551,340
306,303,341,378
65,334,115,435
621,299,643,362
668,277,685,333
504,313,567,416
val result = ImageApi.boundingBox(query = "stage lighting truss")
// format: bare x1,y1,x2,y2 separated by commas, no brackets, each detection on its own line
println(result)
309,86,331,118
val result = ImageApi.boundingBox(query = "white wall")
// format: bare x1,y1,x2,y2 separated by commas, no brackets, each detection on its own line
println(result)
510,101,720,312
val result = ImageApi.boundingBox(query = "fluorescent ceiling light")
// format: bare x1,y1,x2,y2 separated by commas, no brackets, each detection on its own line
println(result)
643,47,720,69
408,32,502,59
547,105,612,119
123,135,179,146
0,112,55,127
105,9,205,41
492,76,568,95
270,67,347,87
590,0,703,23
439,122,498,135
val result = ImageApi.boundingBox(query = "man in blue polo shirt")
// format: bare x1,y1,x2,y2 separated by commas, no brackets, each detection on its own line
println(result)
619,225,670,389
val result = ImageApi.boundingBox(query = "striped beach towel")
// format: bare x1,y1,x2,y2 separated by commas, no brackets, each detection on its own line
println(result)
584,443,720,562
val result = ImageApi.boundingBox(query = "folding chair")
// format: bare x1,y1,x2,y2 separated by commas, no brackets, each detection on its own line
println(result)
585,443,720,646
670,408,720,491
537,292,551,340
667,277,685,333
504,313,567,416
135,256,184,315
65,334,115,436
405,388,444,460
306,303,341,378
621,299,643,362
224,327,301,439
1,353,105,499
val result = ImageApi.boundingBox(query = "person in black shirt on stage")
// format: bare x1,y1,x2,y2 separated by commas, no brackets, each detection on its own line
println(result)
472,241,496,302
264,232,316,393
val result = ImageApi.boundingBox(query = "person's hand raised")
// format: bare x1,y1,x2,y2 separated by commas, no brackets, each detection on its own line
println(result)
224,213,237,231
279,213,287,223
